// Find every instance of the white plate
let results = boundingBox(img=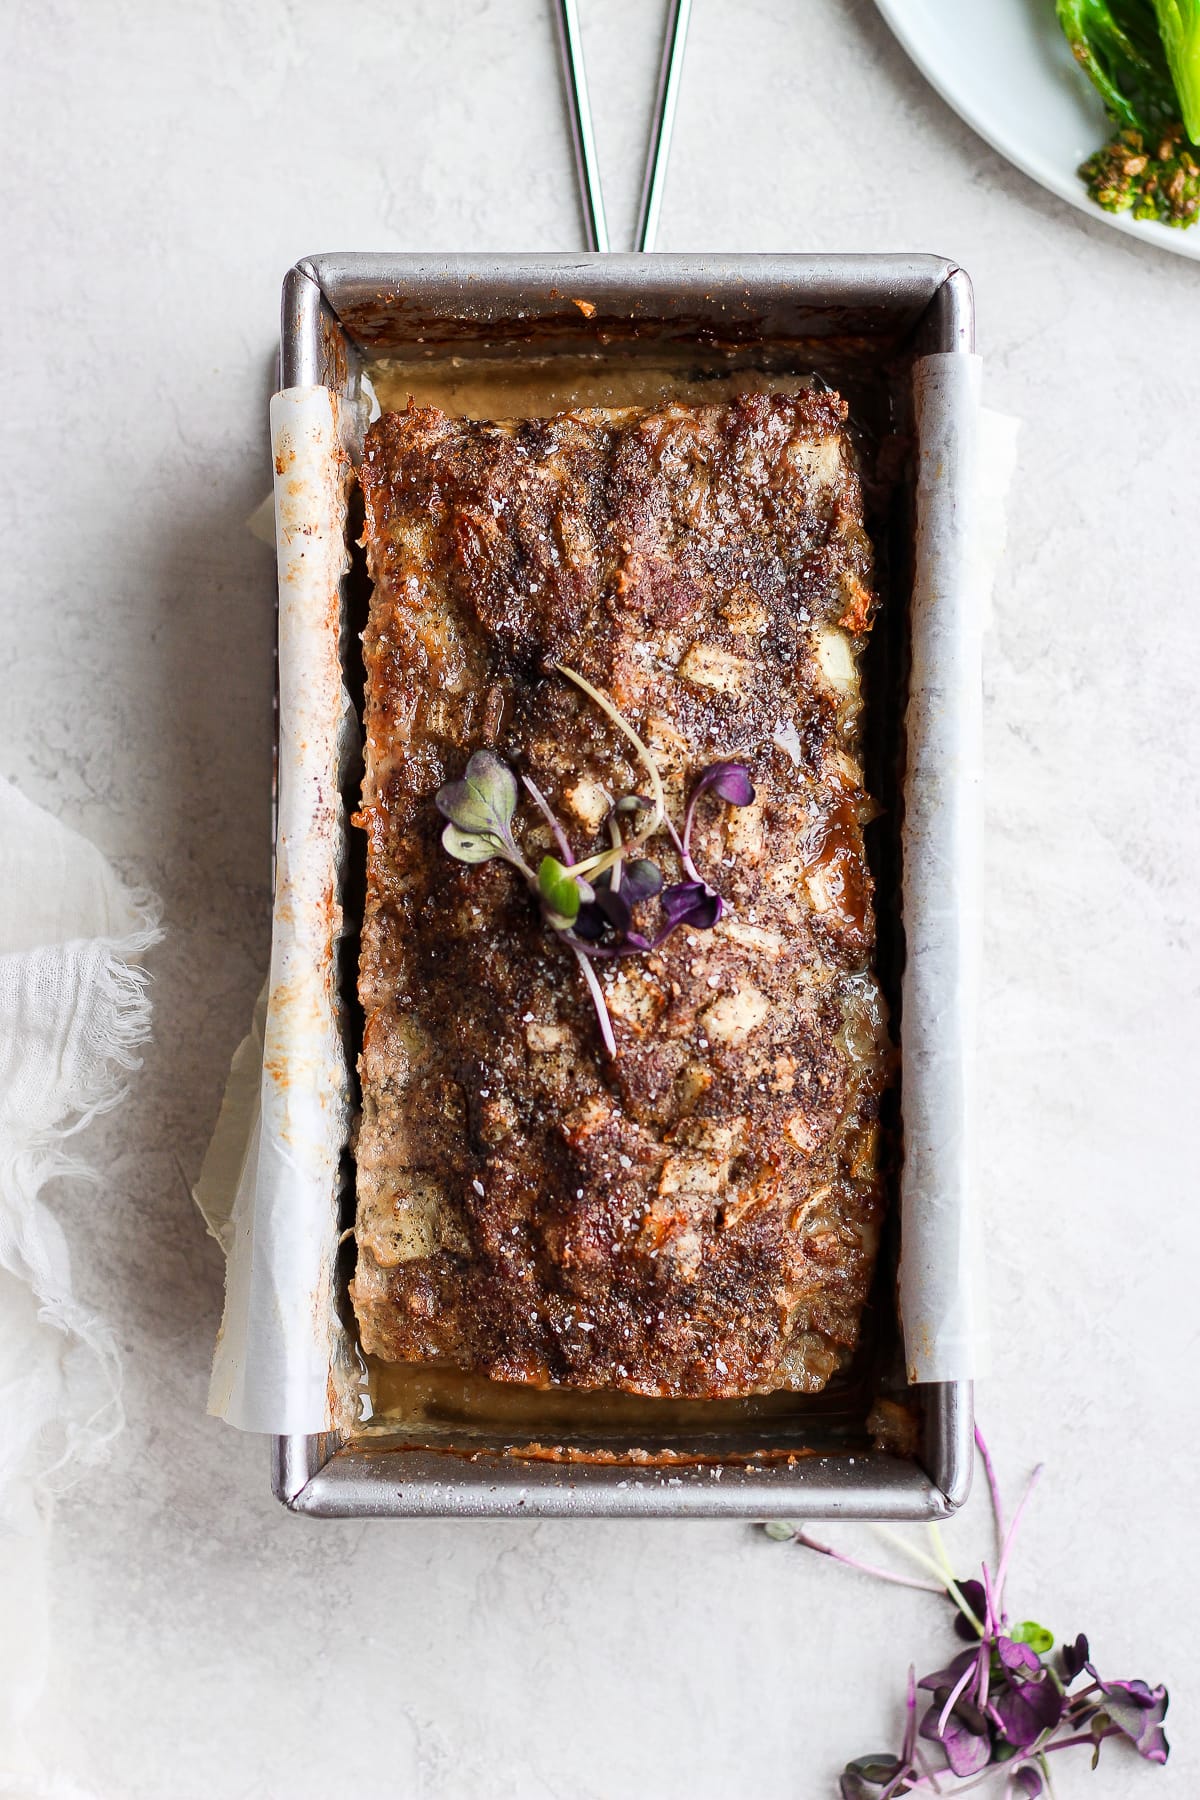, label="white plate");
[874,0,1200,261]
